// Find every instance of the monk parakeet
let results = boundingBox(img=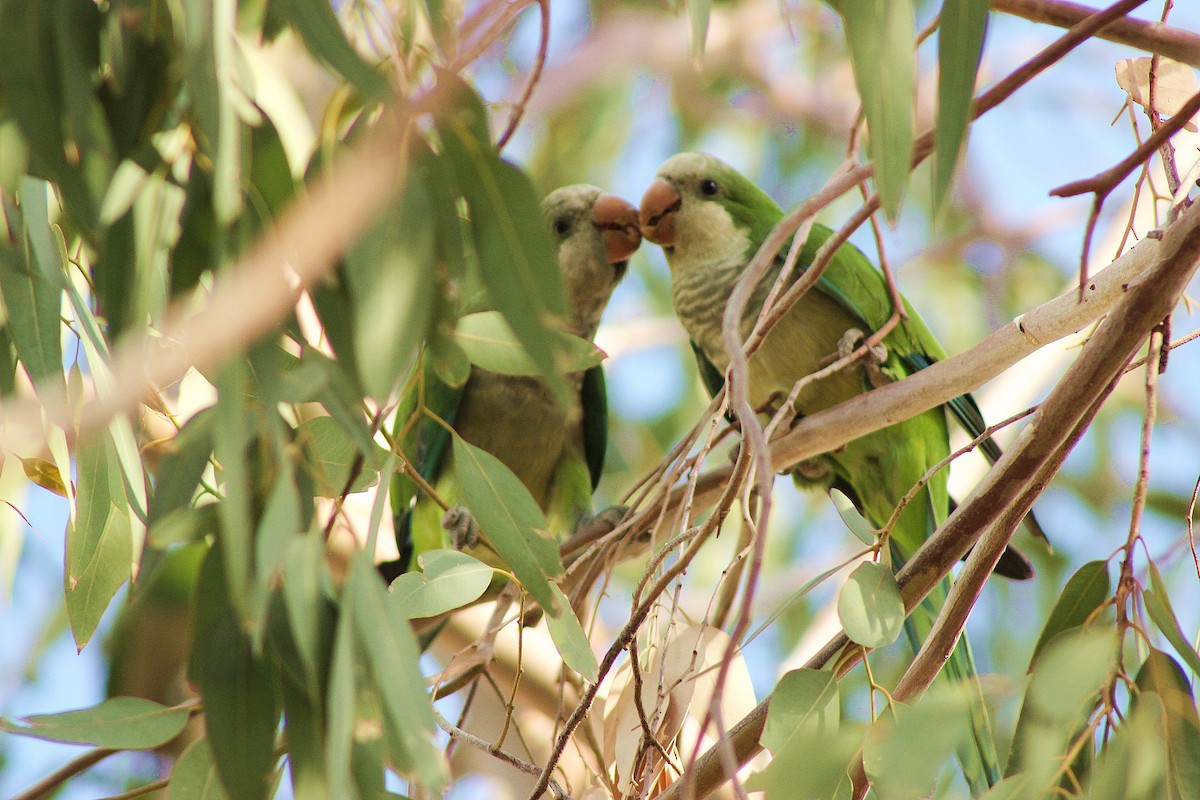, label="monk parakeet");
[639,152,1045,792]
[378,186,640,583]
